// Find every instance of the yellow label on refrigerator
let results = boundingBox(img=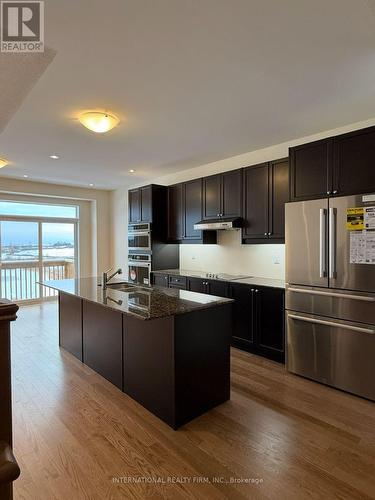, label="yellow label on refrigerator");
[346,207,364,230]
